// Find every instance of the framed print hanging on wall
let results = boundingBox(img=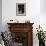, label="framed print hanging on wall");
[16,3,26,16]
